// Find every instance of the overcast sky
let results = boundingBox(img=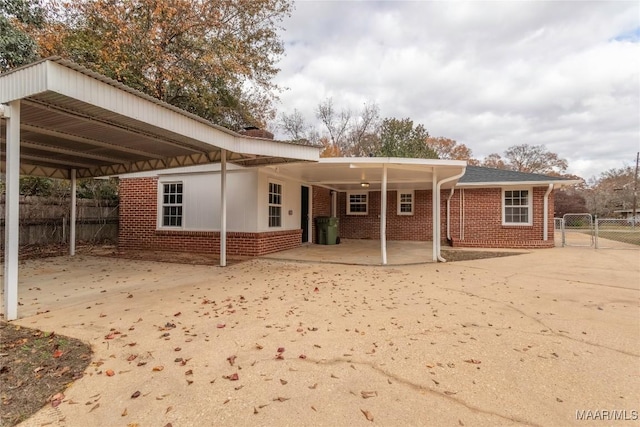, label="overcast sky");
[271,0,640,180]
